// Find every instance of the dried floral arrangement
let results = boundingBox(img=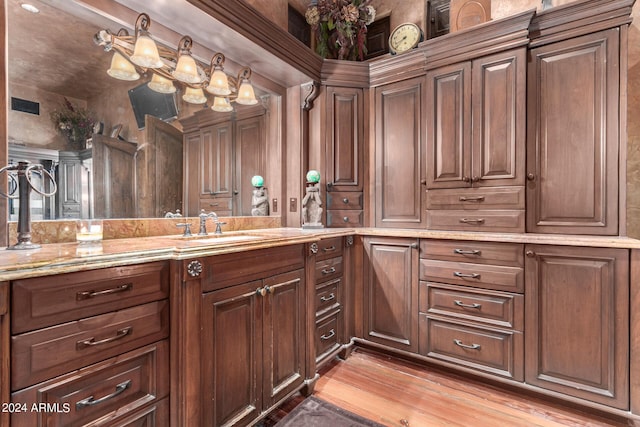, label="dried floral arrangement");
[50,97,96,150]
[305,0,376,61]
